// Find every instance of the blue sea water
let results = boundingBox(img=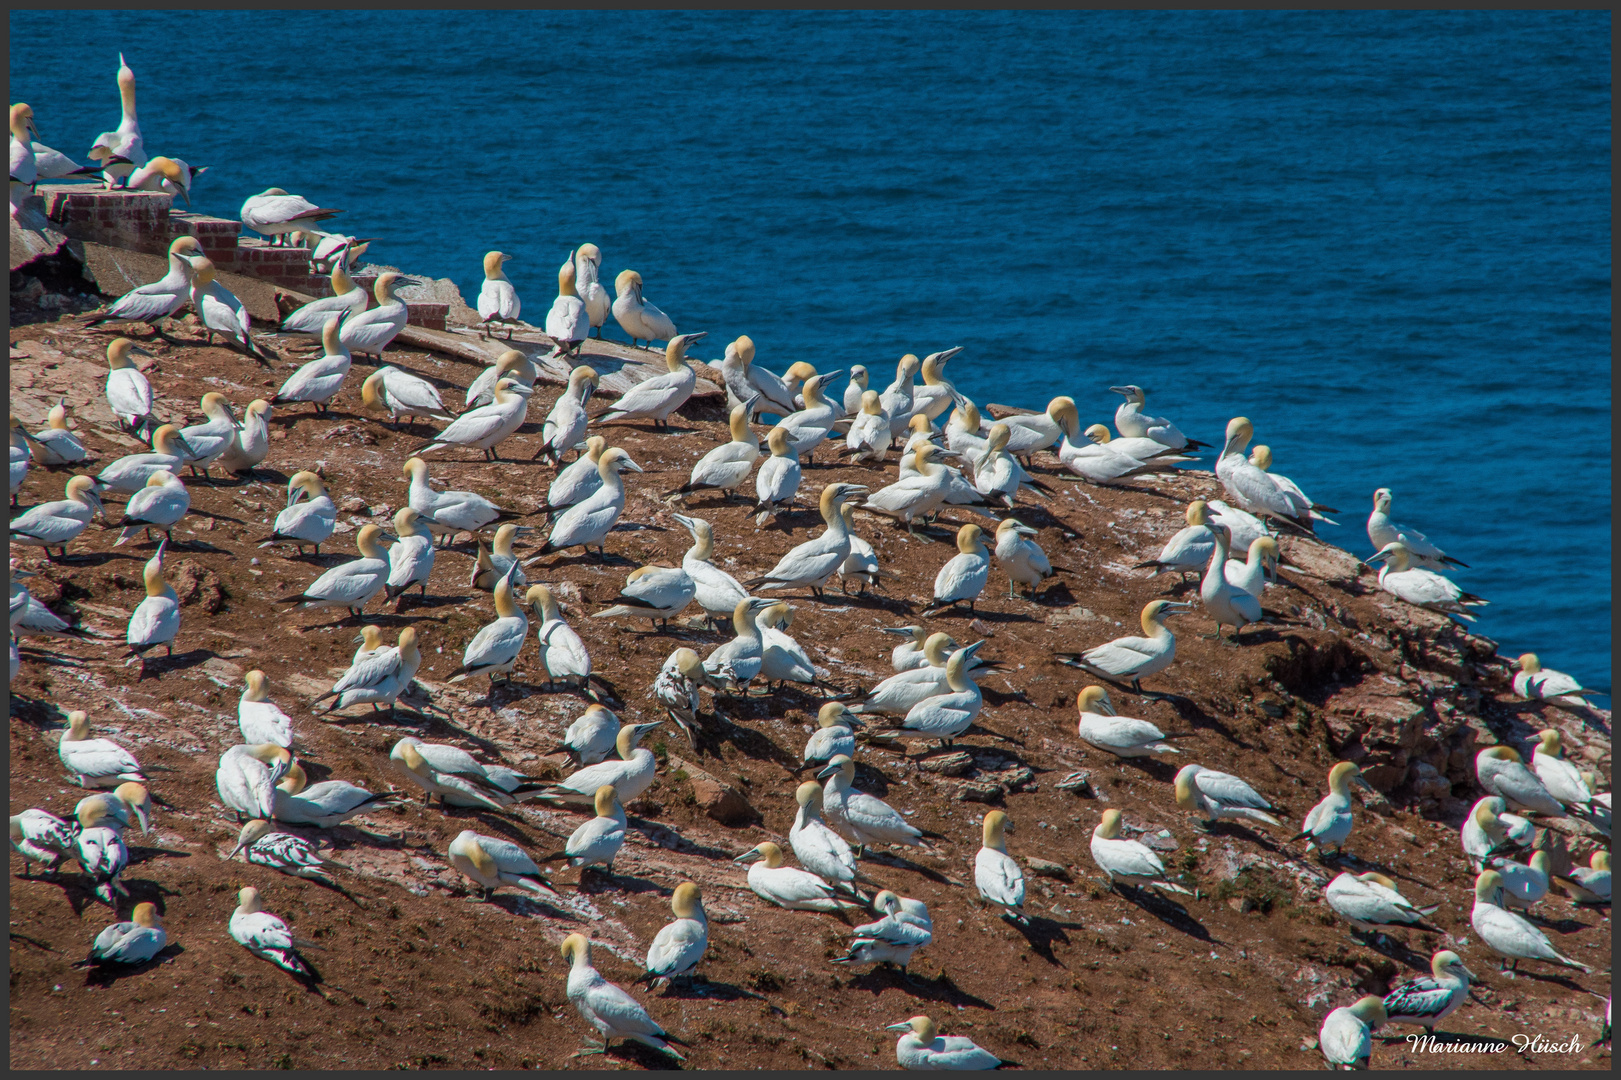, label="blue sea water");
[10,10,1611,698]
